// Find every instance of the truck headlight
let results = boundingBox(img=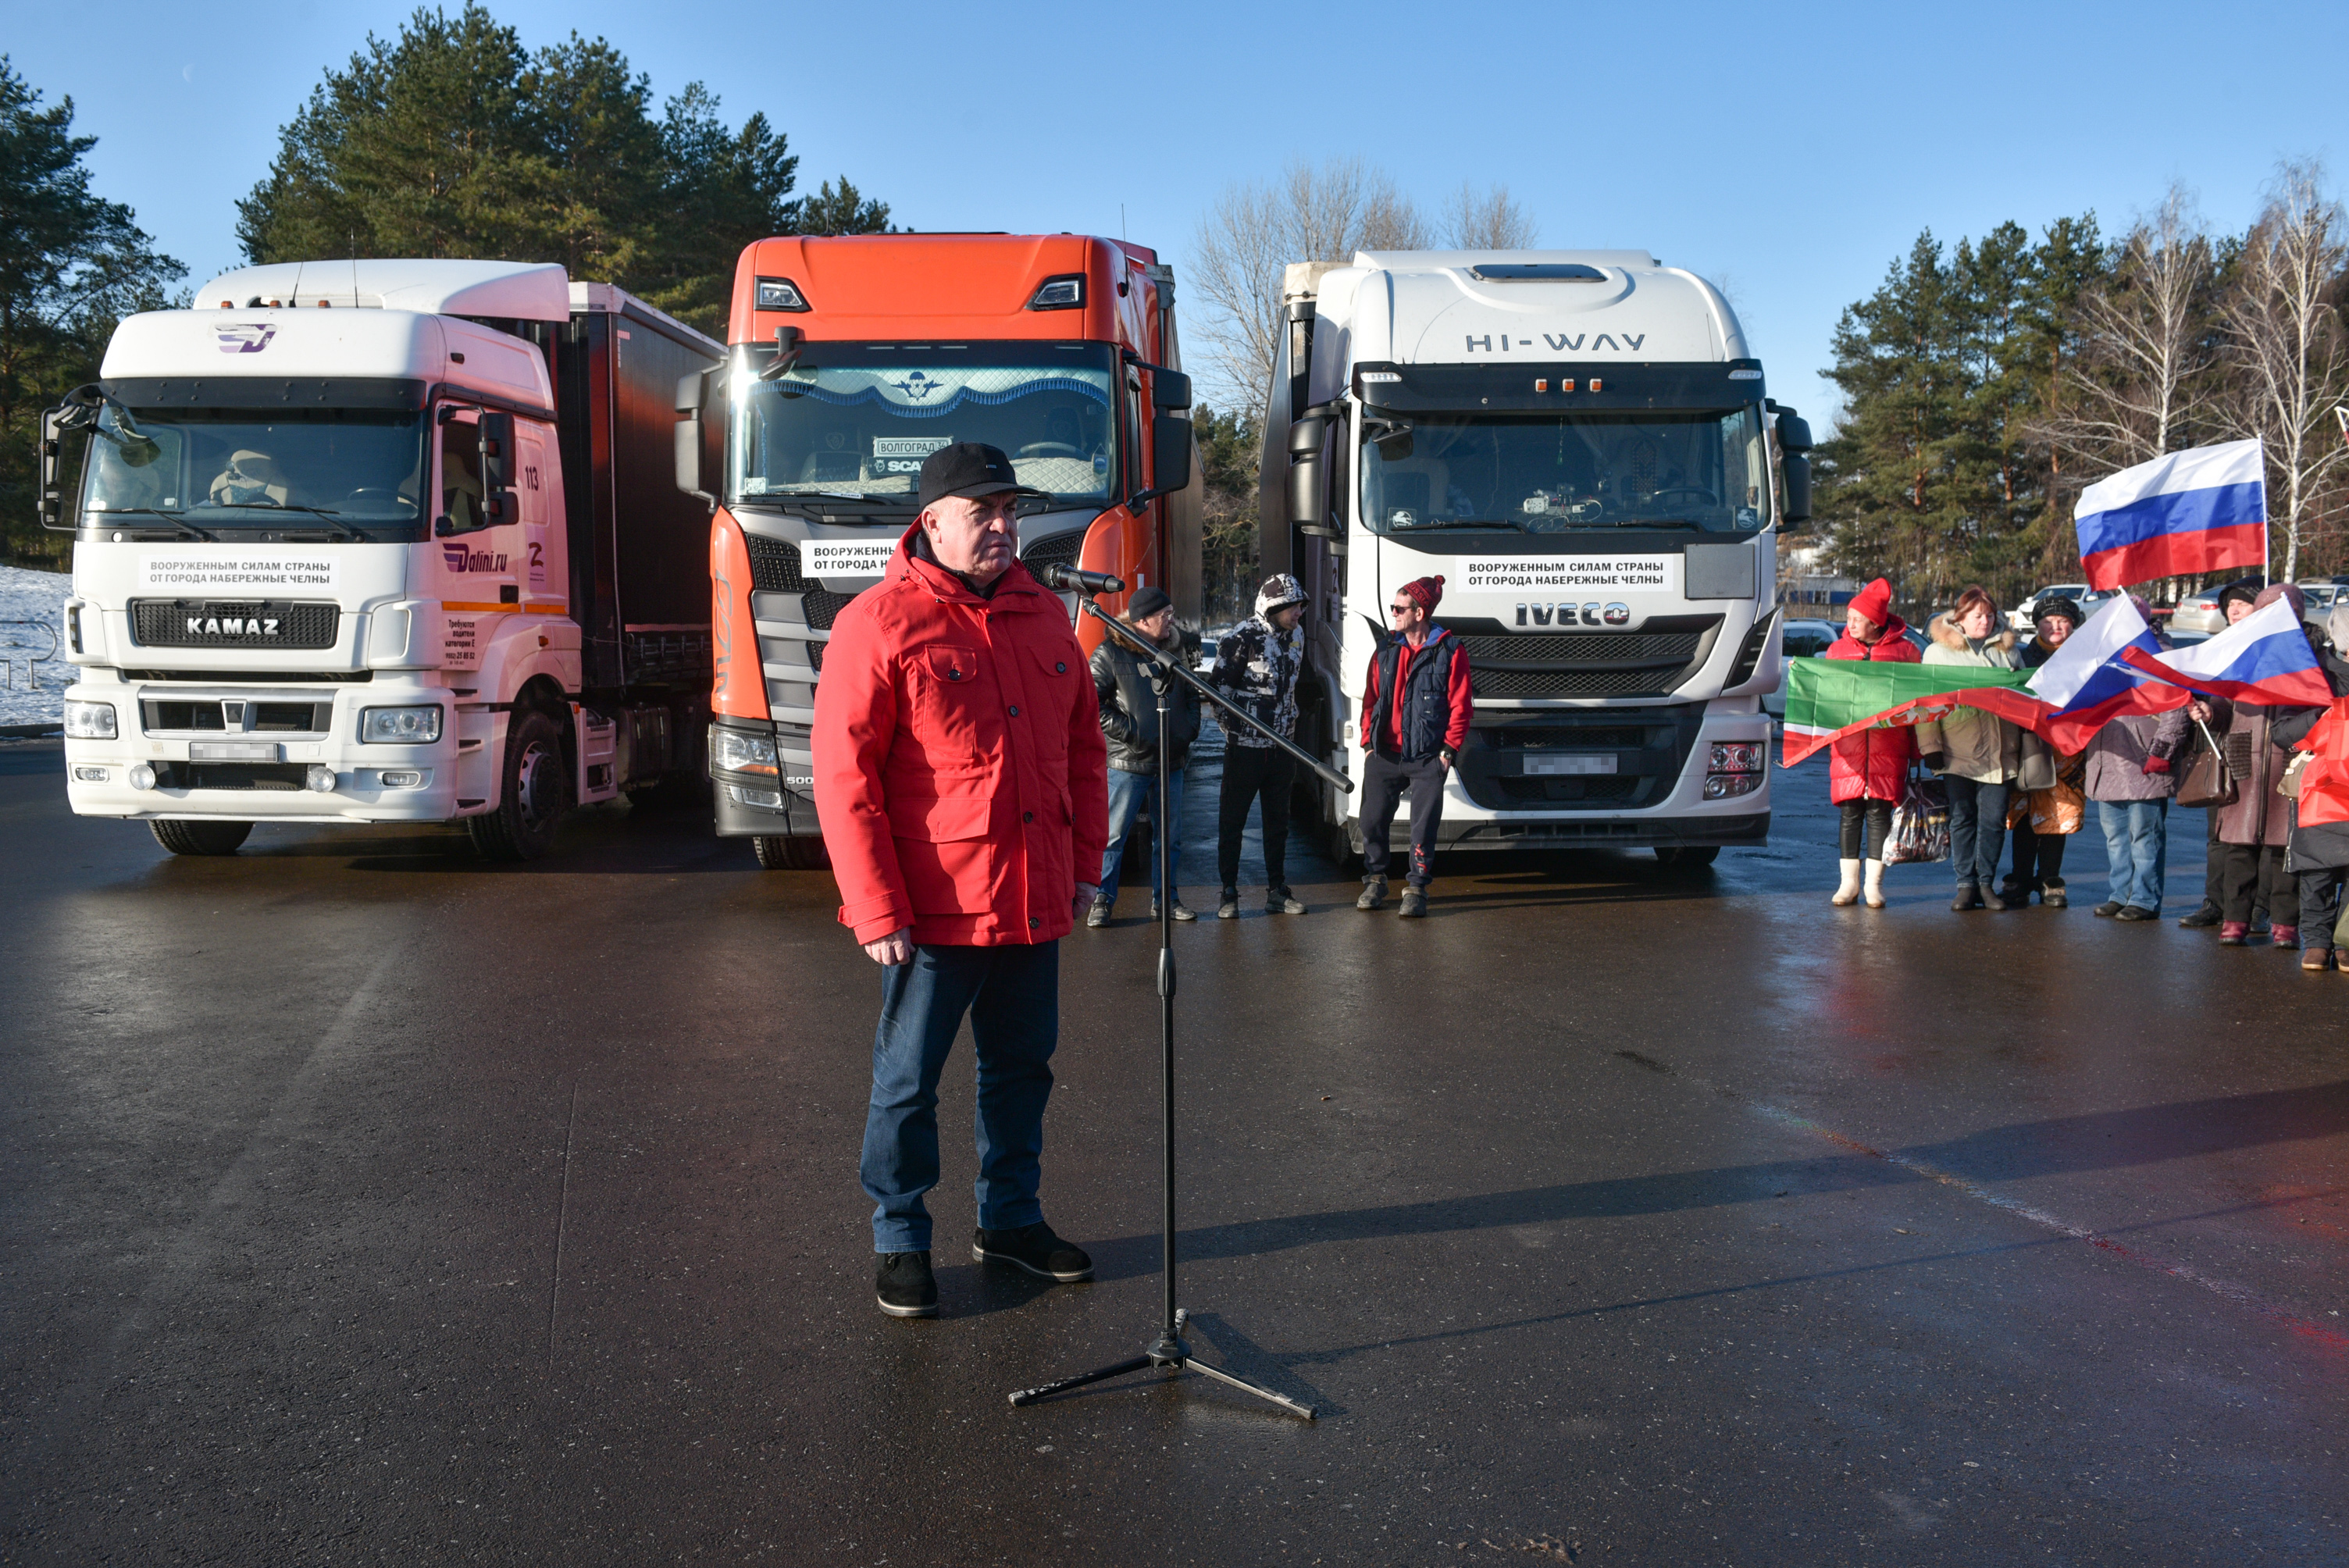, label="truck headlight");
[359,704,443,743]
[711,727,780,778]
[64,700,117,739]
